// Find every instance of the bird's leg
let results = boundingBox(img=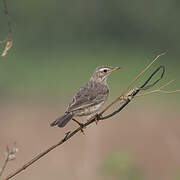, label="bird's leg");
[94,113,102,125]
[72,118,85,135]
[87,113,102,124]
